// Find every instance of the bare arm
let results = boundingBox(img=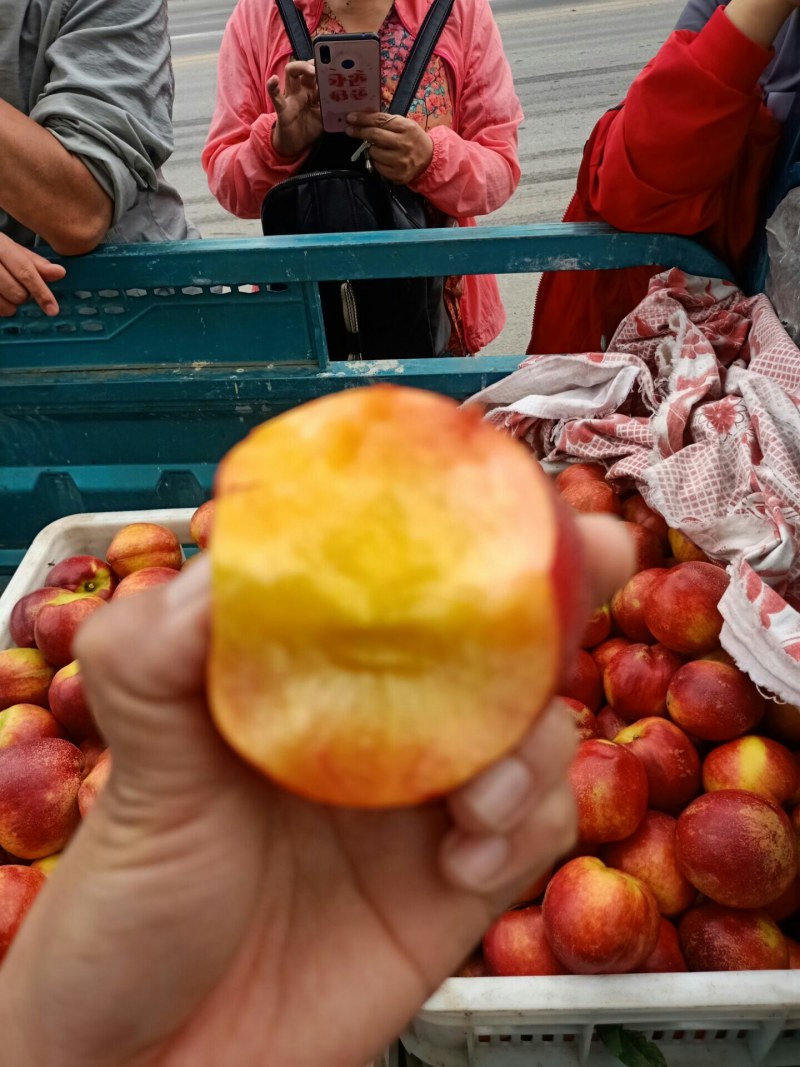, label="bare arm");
[724,0,797,42]
[0,101,112,257]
